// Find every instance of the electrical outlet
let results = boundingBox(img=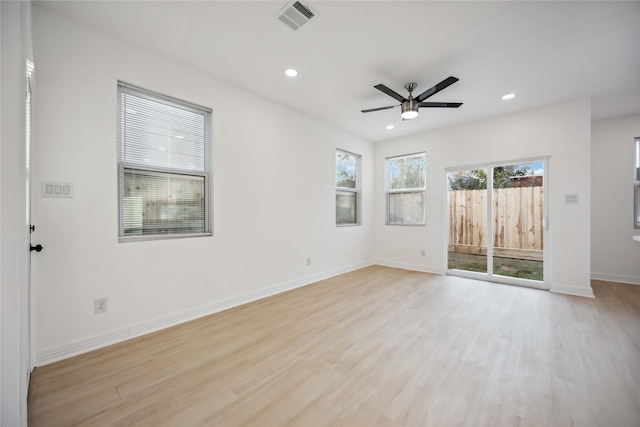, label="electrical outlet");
[94,297,107,314]
[306,257,311,266]
[565,194,578,204]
